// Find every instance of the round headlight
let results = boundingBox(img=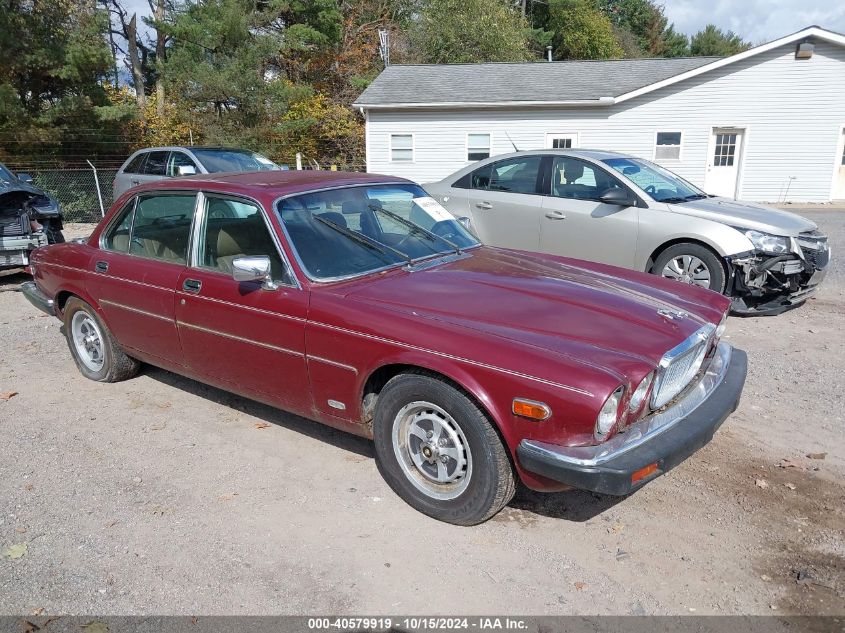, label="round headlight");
[629,372,654,412]
[596,386,624,437]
